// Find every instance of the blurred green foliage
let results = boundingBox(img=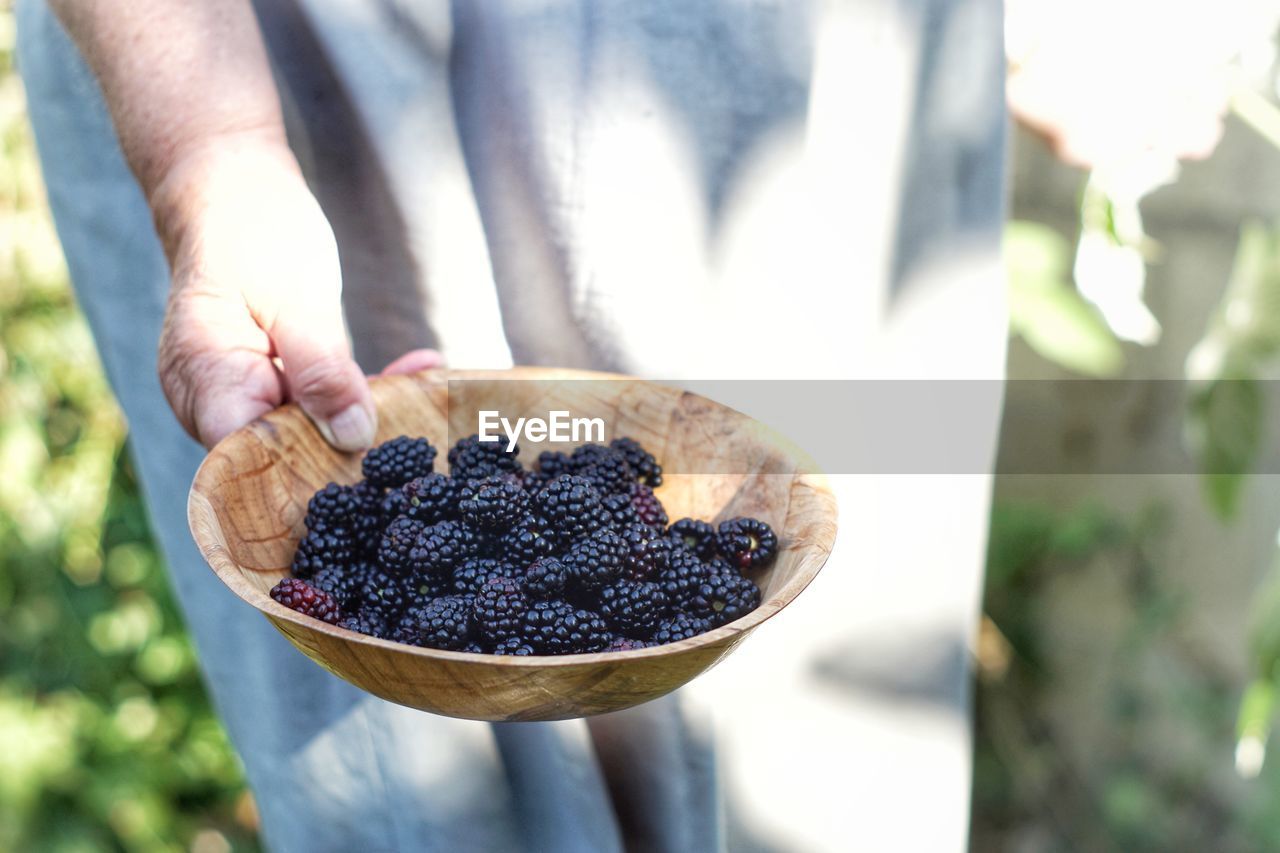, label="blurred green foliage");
[0,6,258,851]
[974,501,1280,851]
[1005,220,1125,378]
[1186,222,1280,521]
